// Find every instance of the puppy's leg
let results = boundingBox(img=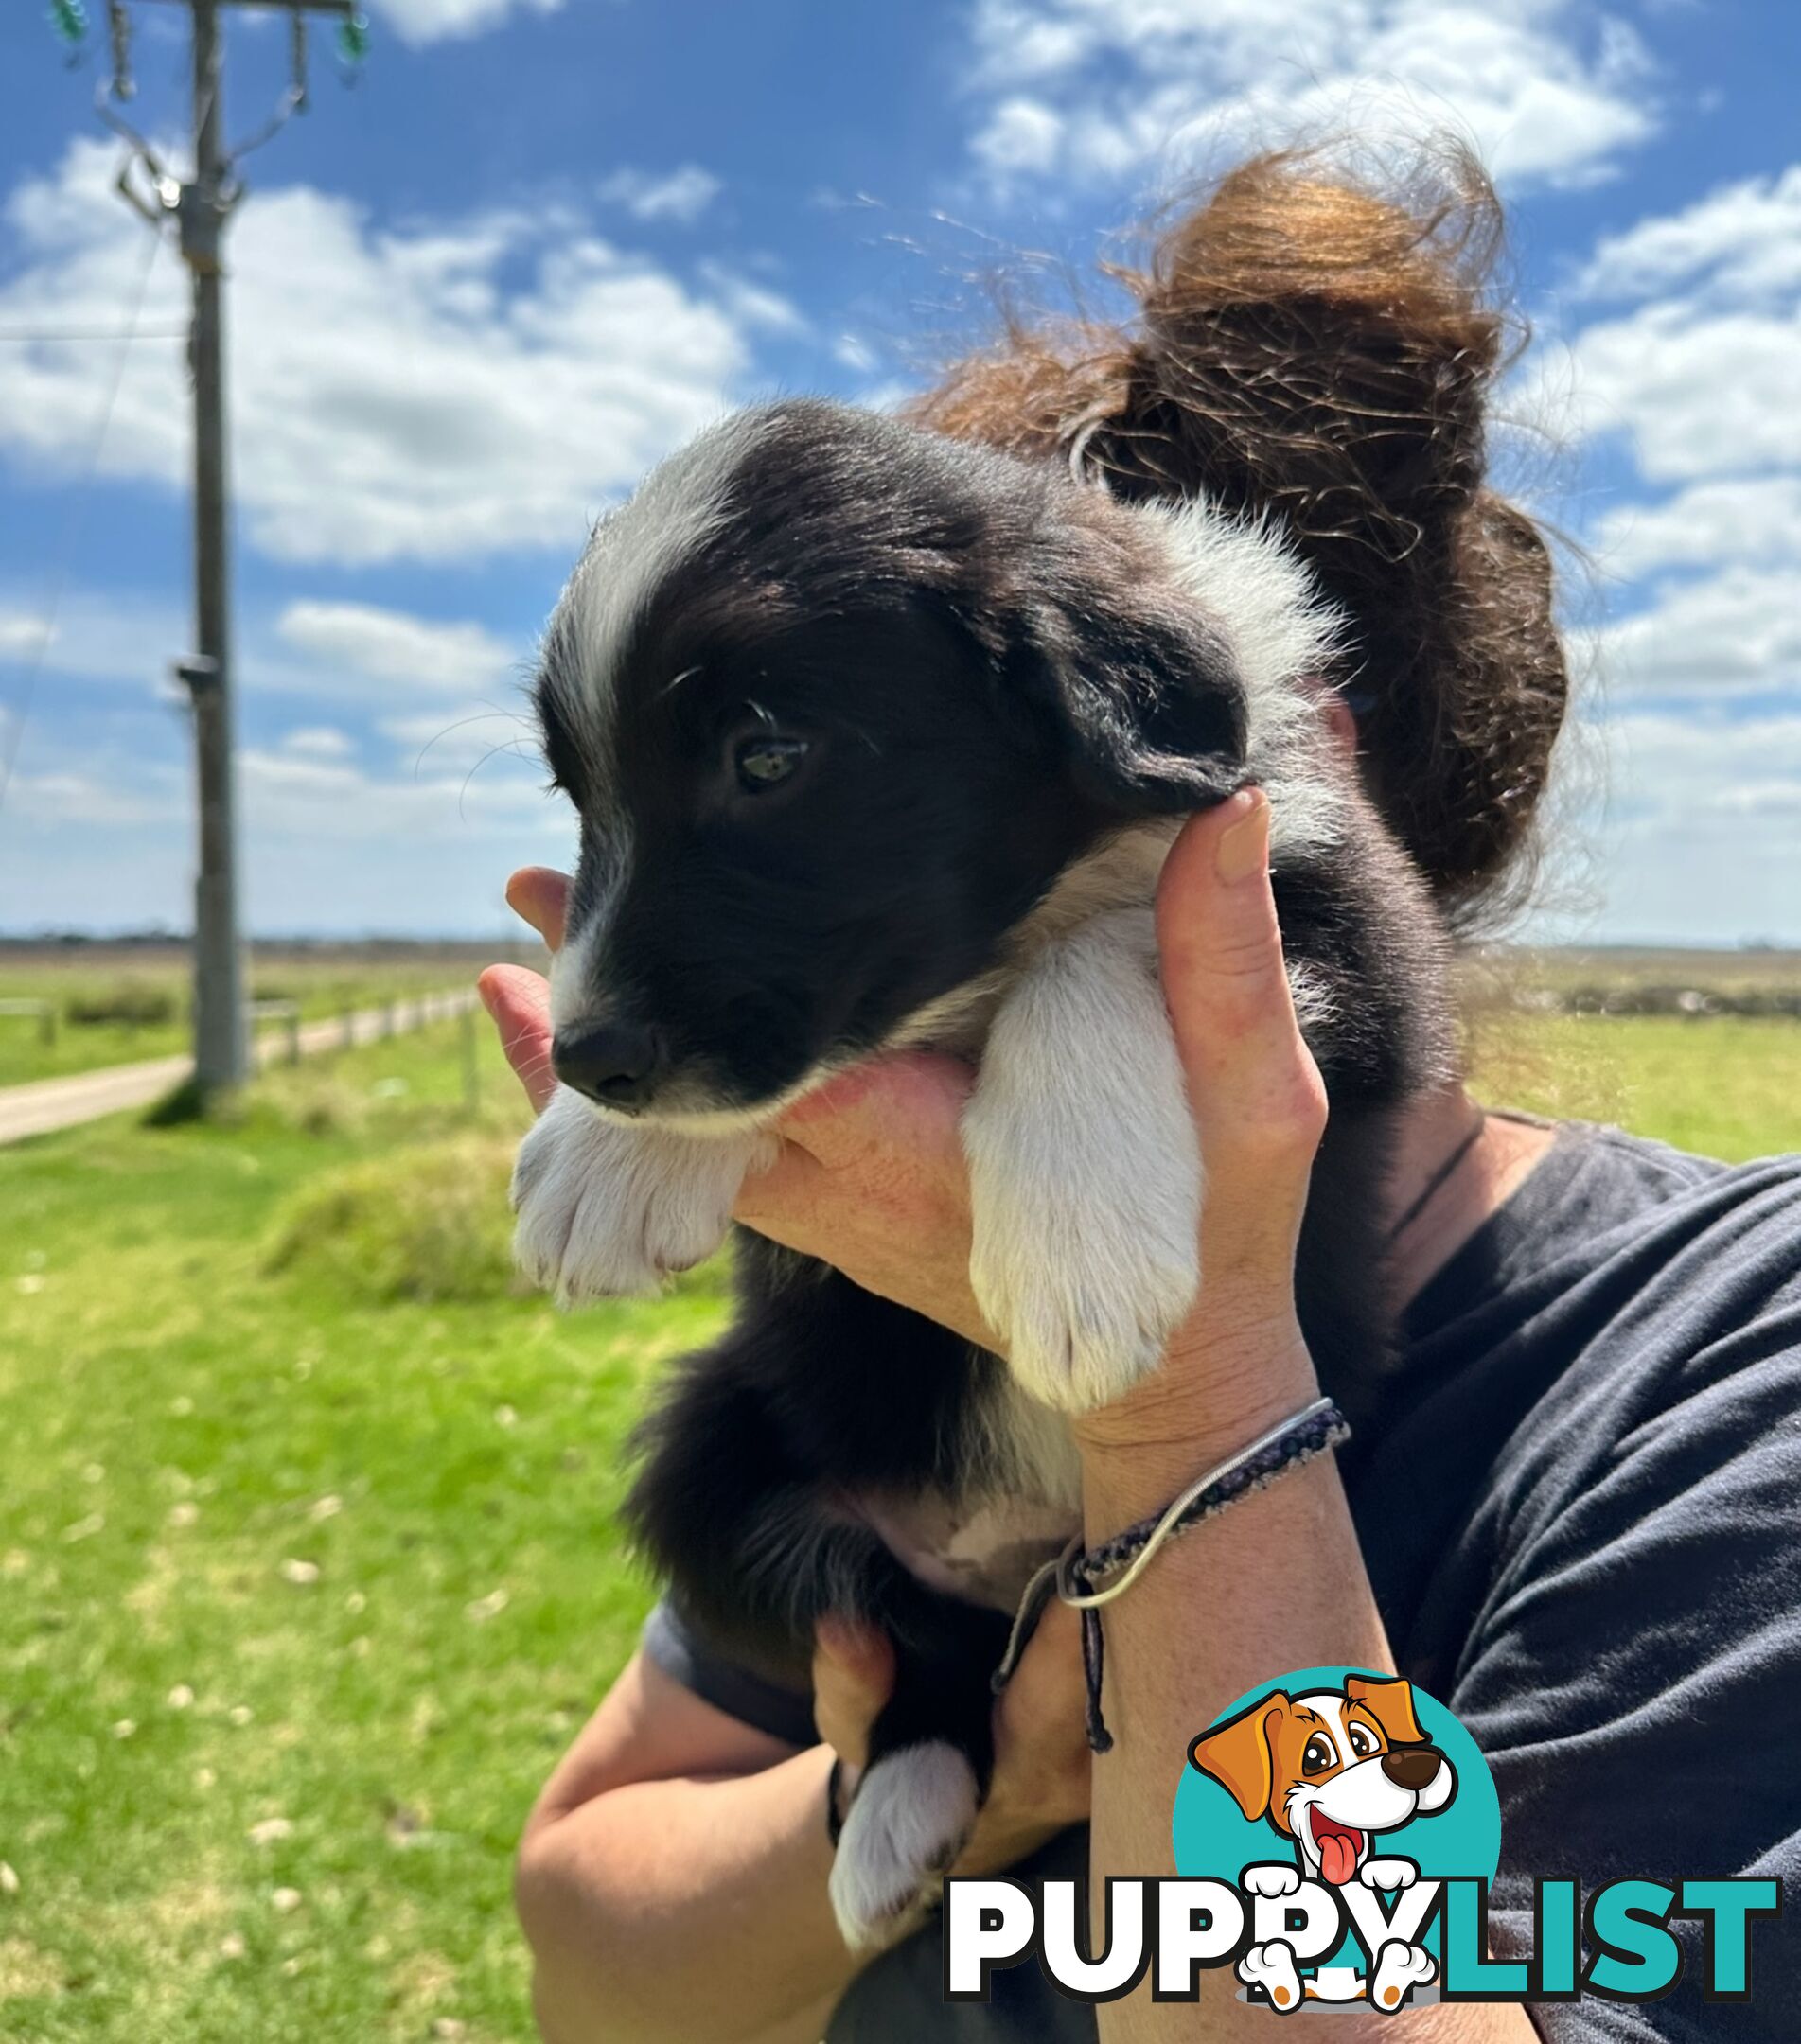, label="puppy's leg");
[828,1578,1007,1952]
[512,1085,770,1301]
[1368,1940,1437,2012]
[964,909,1201,1413]
[1239,1941,1306,2012]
